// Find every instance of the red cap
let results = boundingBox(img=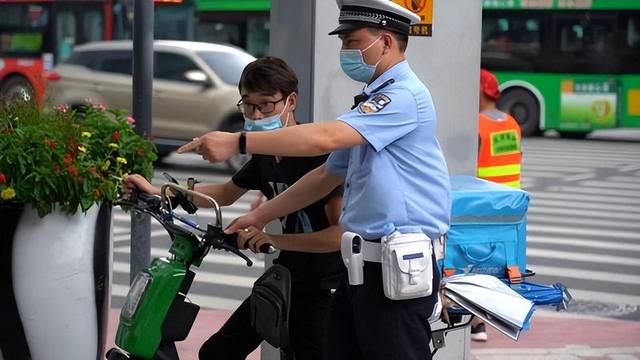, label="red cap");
[480,69,500,100]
